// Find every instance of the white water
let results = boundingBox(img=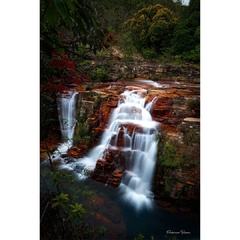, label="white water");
[73,86,160,209]
[51,90,78,159]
